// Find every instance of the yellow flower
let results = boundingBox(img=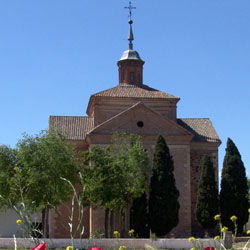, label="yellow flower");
[188,237,196,242]
[214,235,221,240]
[128,229,134,237]
[221,226,228,232]
[66,247,73,250]
[14,167,20,172]
[16,219,22,224]
[247,230,250,235]
[119,246,126,250]
[190,248,197,250]
[248,208,250,213]
[113,231,120,238]
[230,215,237,222]
[214,214,221,221]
